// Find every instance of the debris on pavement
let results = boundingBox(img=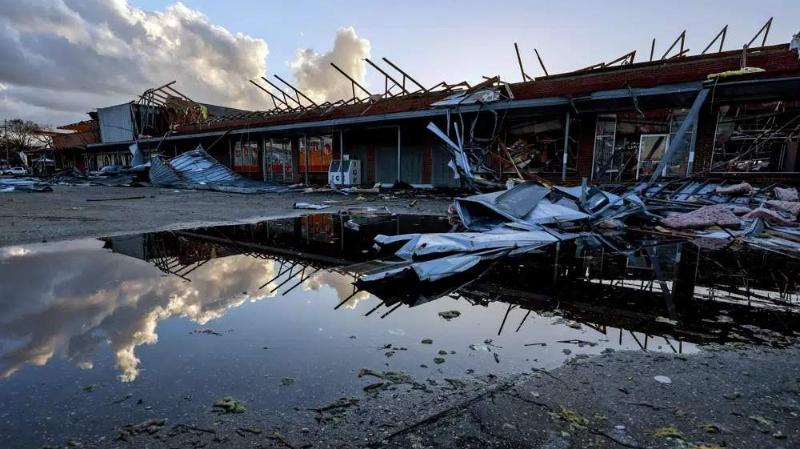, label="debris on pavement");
[438,310,461,320]
[654,375,672,384]
[310,397,359,424]
[116,419,167,442]
[212,397,246,414]
[0,178,53,192]
[293,202,329,210]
